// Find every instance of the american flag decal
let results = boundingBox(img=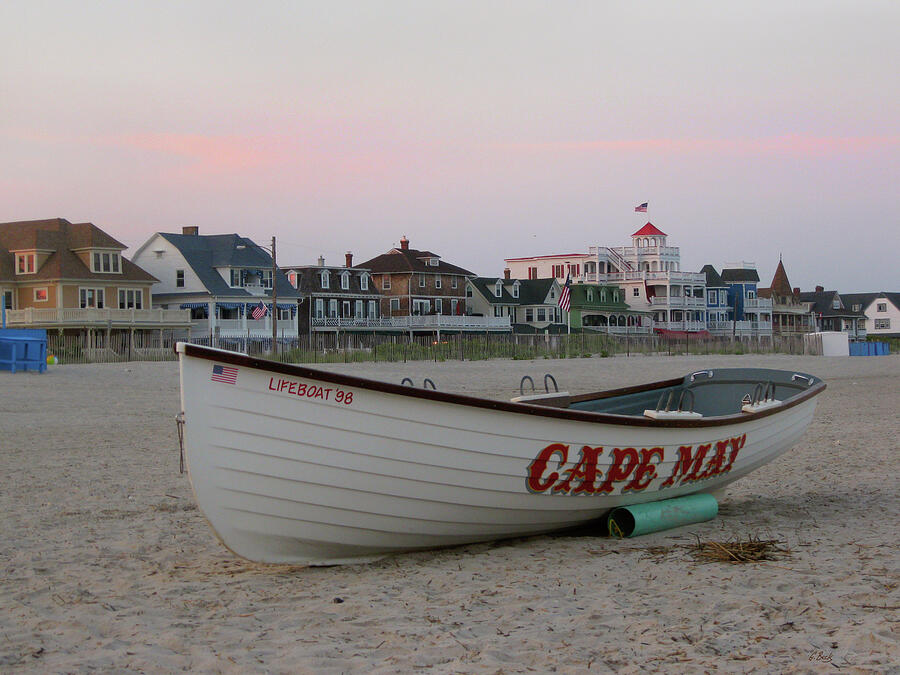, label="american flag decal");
[211,364,238,385]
